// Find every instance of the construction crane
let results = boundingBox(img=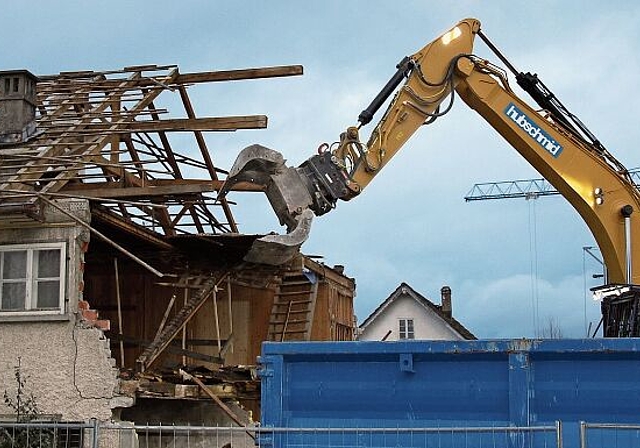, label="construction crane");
[465,169,640,201]
[464,169,640,337]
